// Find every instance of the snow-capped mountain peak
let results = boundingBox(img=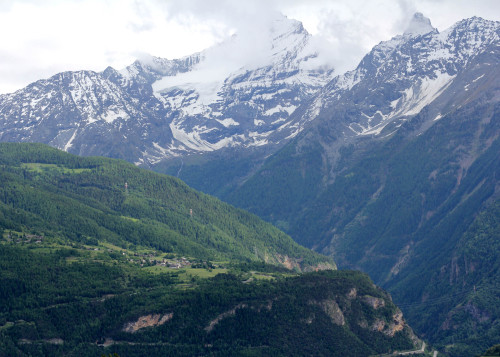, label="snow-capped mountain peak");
[0,15,498,168]
[153,14,322,95]
[0,14,336,164]
[304,15,499,140]
[147,15,336,156]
